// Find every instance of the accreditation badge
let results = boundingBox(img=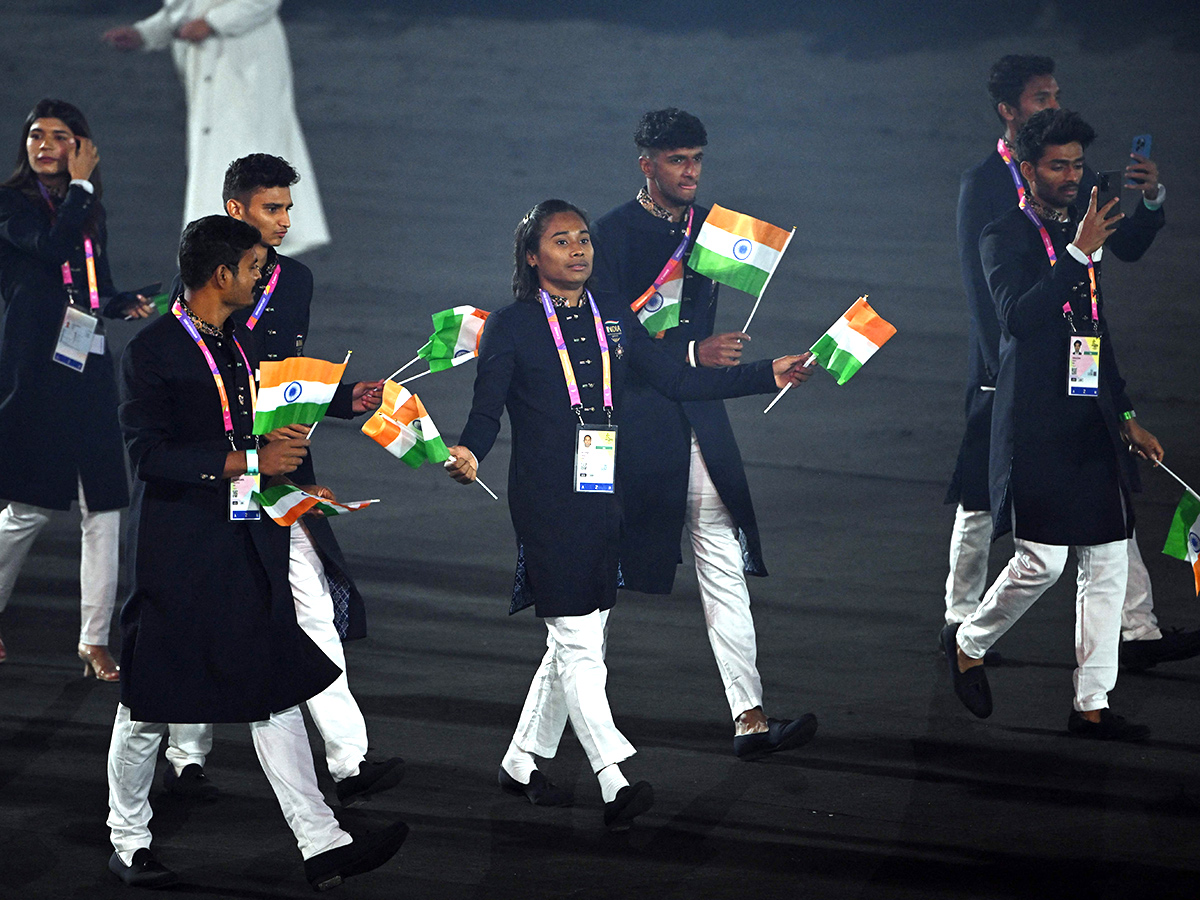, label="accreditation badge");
[574,425,617,493]
[52,303,98,373]
[1067,334,1101,397]
[229,473,262,521]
